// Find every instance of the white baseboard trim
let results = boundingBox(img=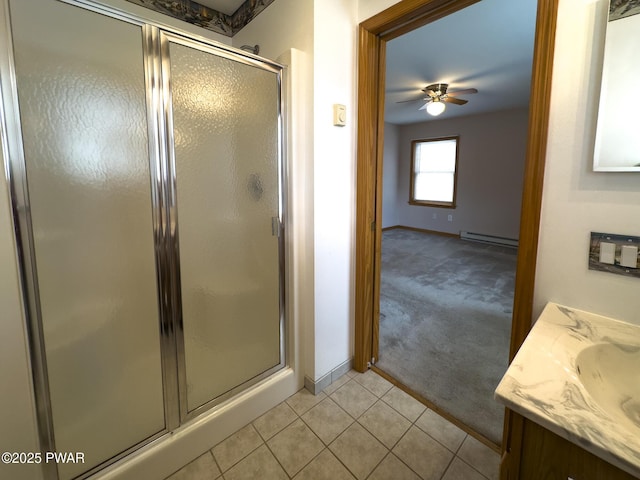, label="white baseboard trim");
[460,231,519,248]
